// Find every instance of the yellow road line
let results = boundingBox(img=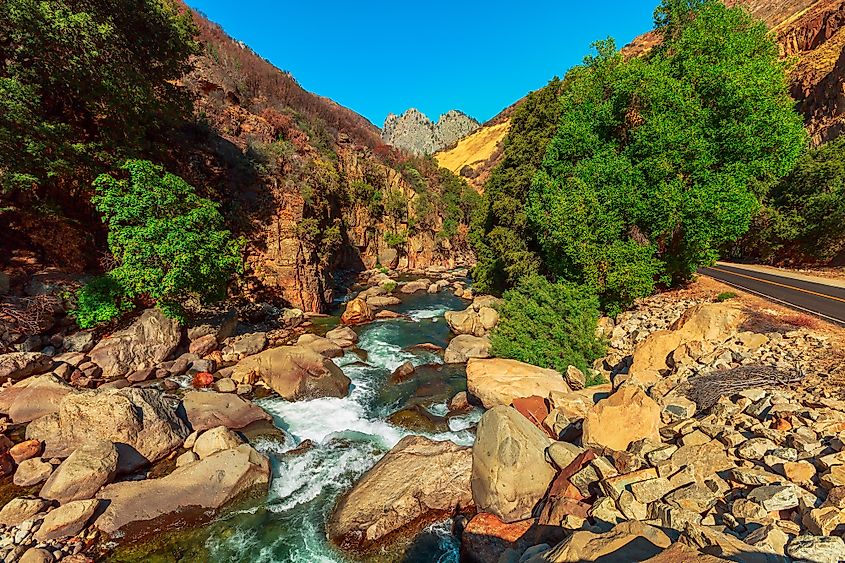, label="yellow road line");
[706,266,845,305]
